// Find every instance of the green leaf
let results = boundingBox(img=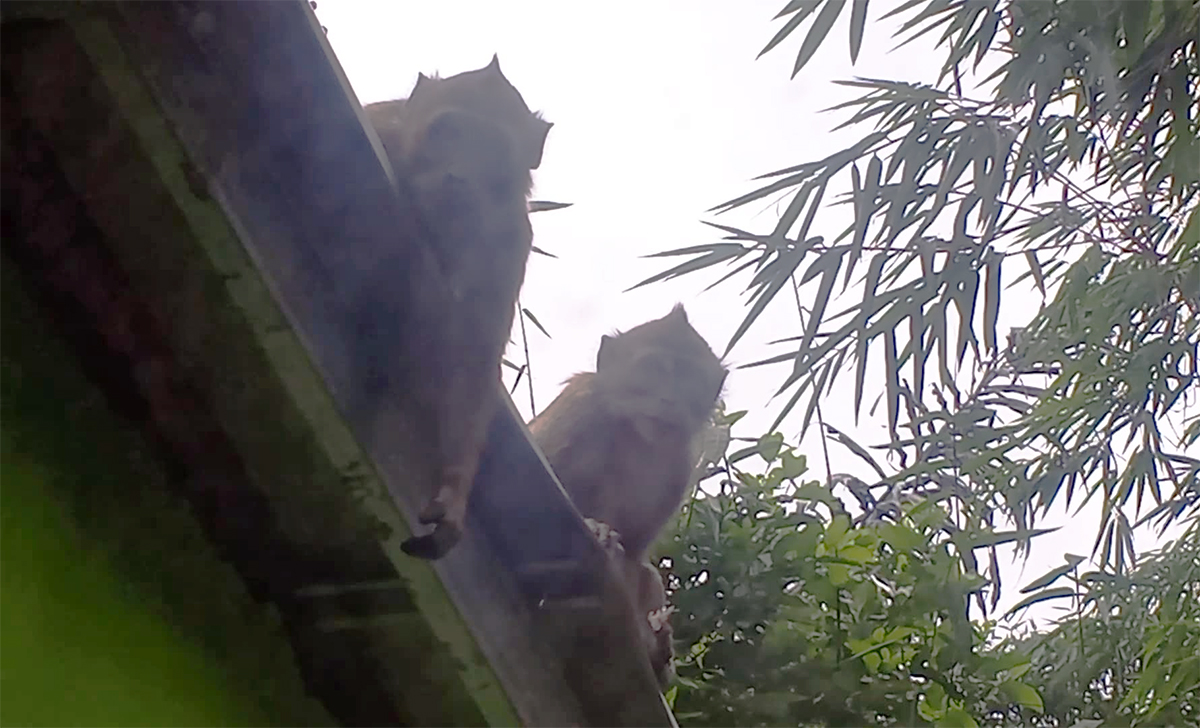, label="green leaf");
[879,523,924,553]
[825,513,851,547]
[795,481,840,507]
[723,409,749,426]
[757,432,785,463]
[846,627,916,660]
[838,544,874,564]
[940,708,979,728]
[920,682,948,720]
[779,451,808,479]
[1000,680,1044,712]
